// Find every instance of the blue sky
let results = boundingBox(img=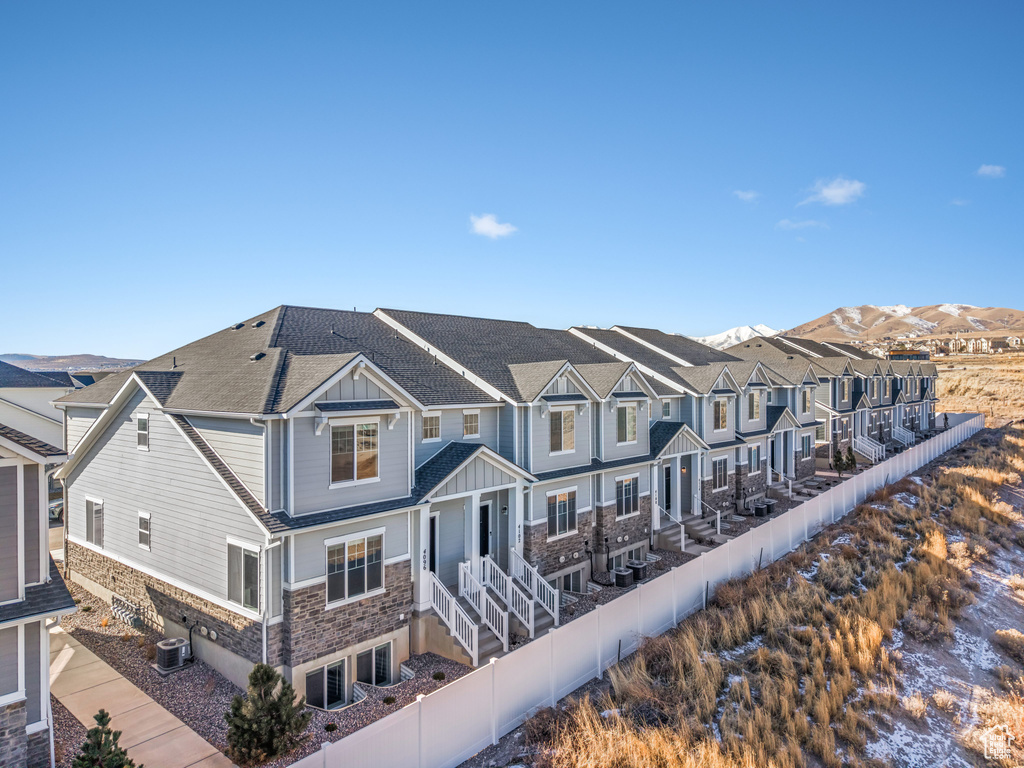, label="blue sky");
[1,2,1020,359]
